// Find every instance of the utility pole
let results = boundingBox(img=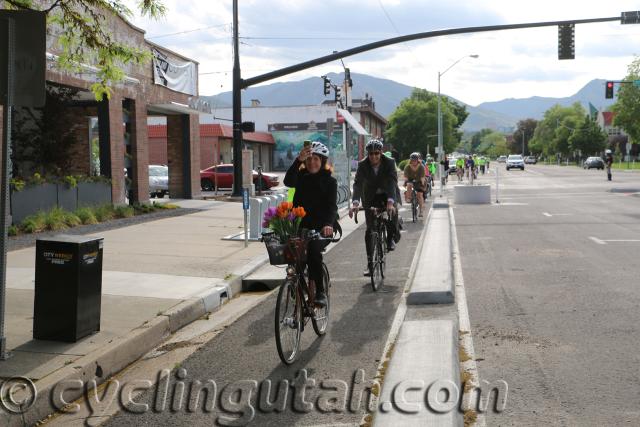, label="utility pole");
[231,0,243,197]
